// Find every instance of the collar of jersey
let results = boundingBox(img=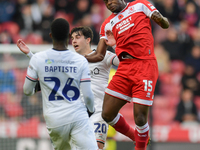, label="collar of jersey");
[52,48,69,51]
[87,49,96,56]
